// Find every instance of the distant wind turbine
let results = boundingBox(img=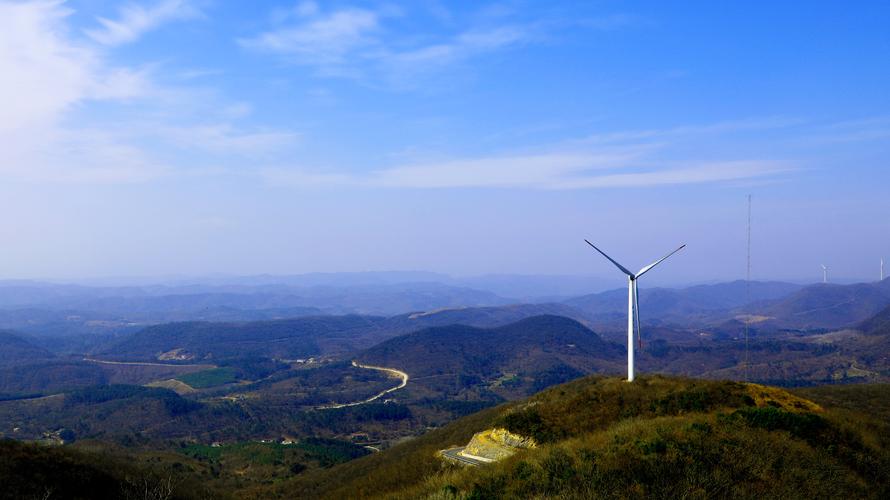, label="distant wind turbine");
[821,264,829,284]
[584,240,685,382]
[881,258,885,282]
